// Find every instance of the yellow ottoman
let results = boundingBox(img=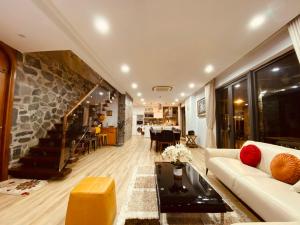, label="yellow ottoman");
[65,177,116,225]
